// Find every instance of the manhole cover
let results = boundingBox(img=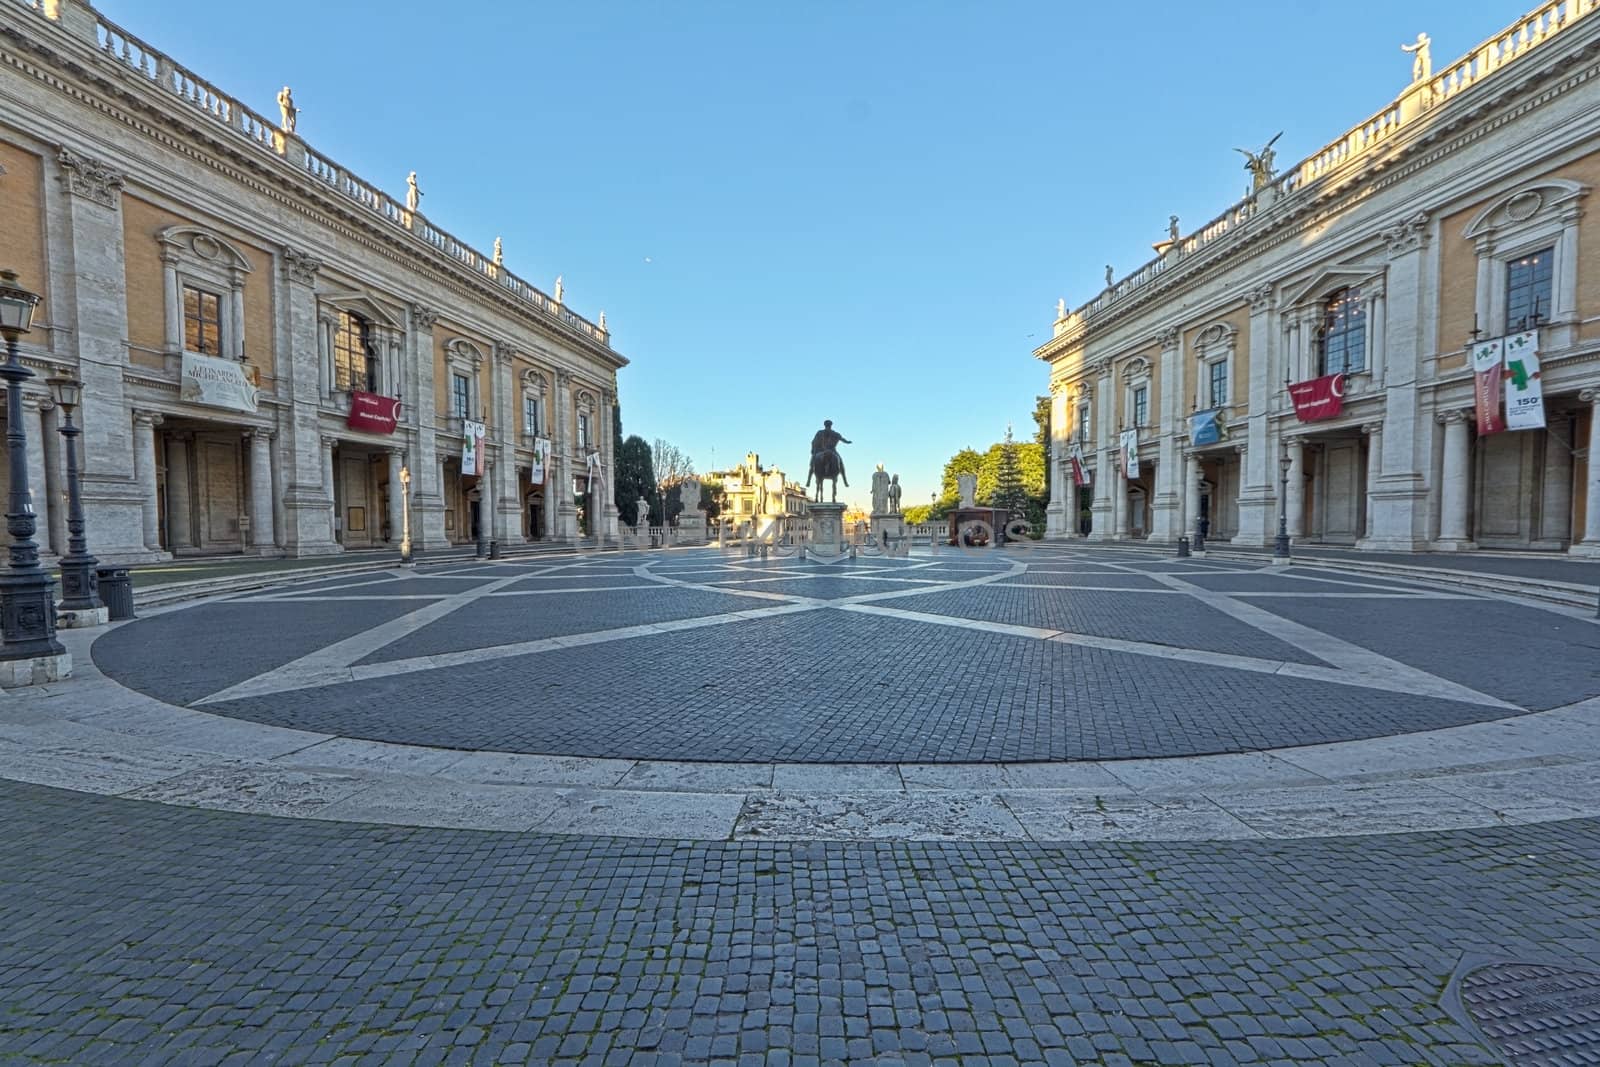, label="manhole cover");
[1458,962,1600,1064]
